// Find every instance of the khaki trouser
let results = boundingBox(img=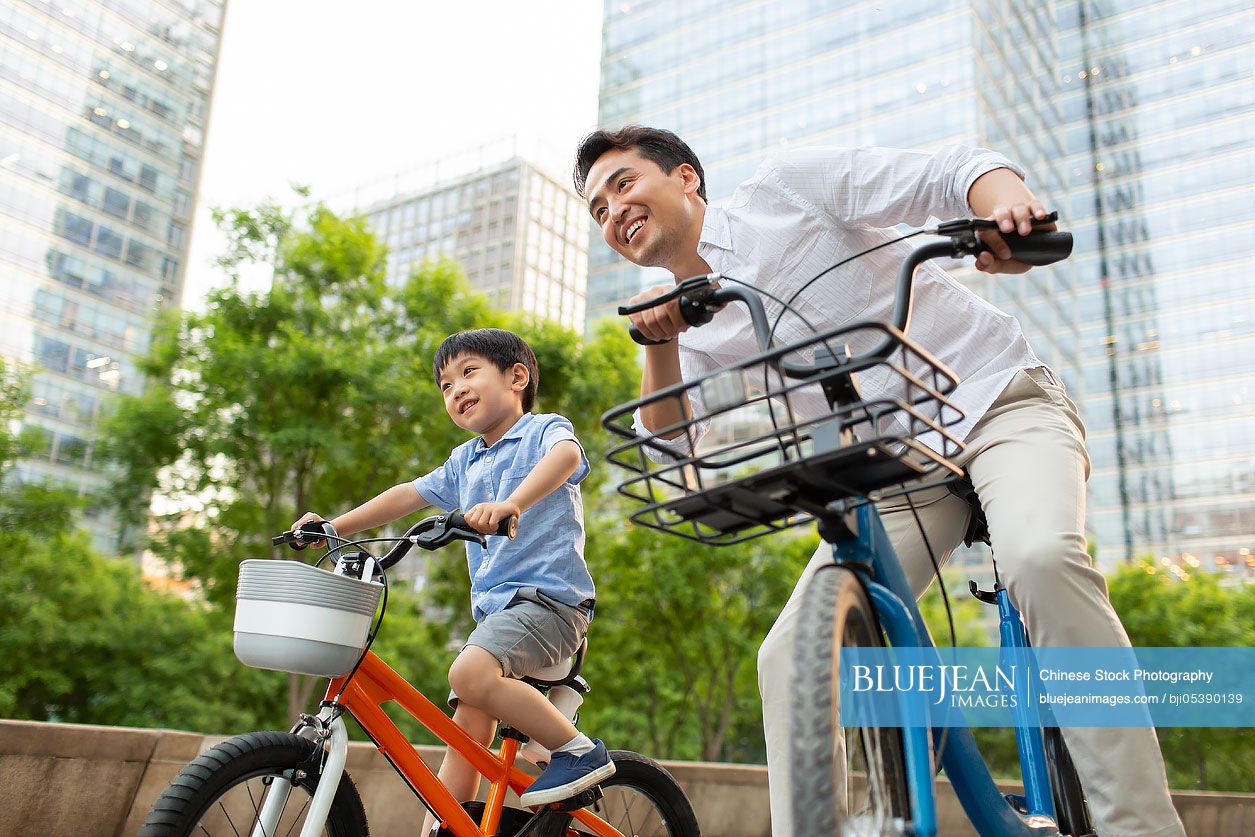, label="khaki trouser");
[757,367,1186,837]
